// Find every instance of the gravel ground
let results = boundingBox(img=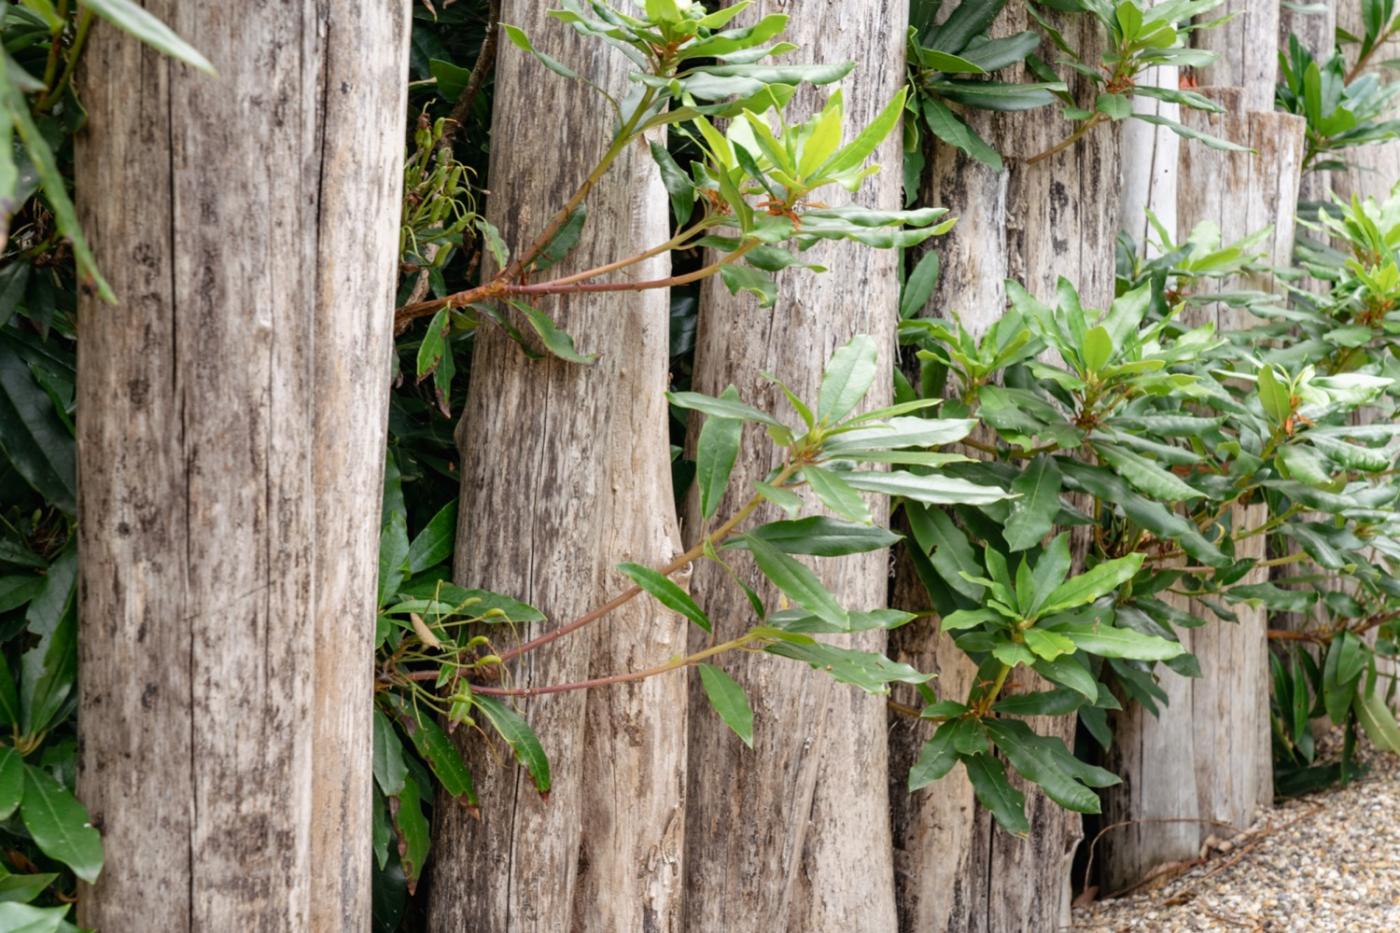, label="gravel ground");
[1073,743,1400,932]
